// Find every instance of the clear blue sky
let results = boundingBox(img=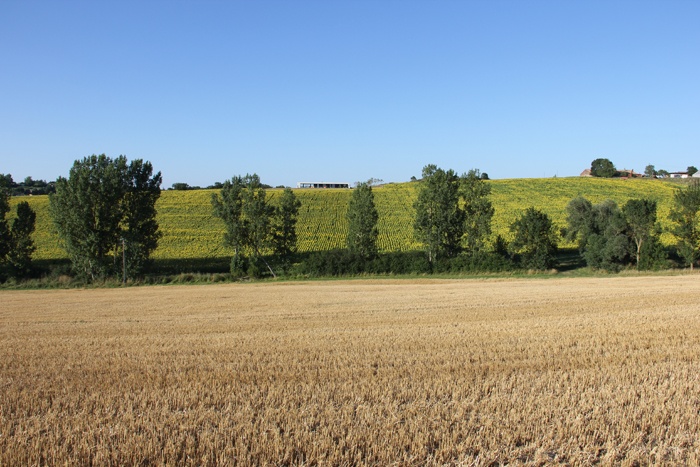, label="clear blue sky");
[2,0,698,188]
